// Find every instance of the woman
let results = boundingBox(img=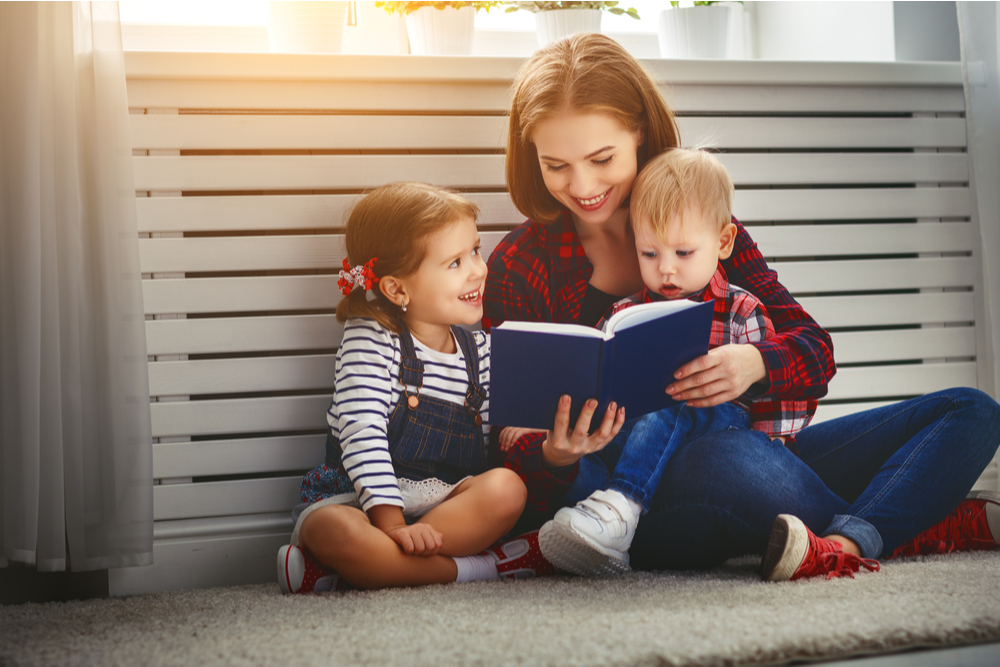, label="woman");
[484,33,1000,580]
